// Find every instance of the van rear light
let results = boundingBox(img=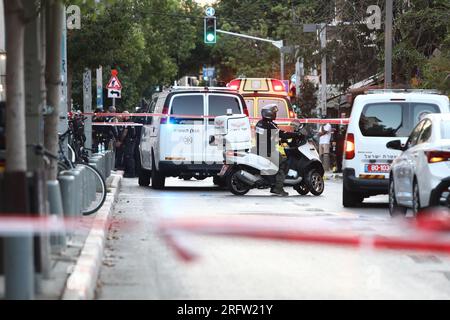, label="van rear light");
[160,104,169,124]
[227,79,241,91]
[243,107,249,117]
[344,133,355,159]
[426,151,450,163]
[271,79,285,92]
[289,110,295,118]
